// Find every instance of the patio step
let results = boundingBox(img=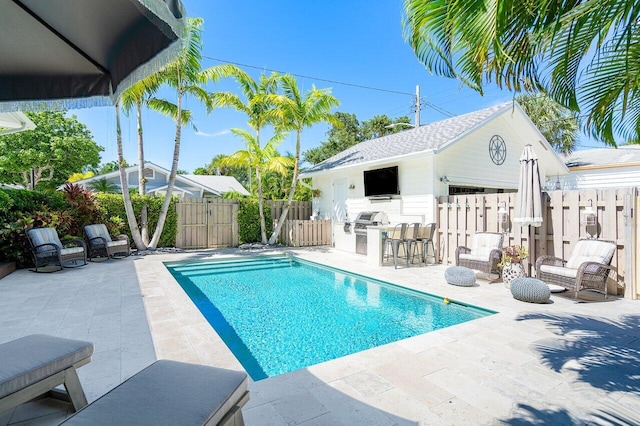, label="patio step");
[0,262,15,280]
